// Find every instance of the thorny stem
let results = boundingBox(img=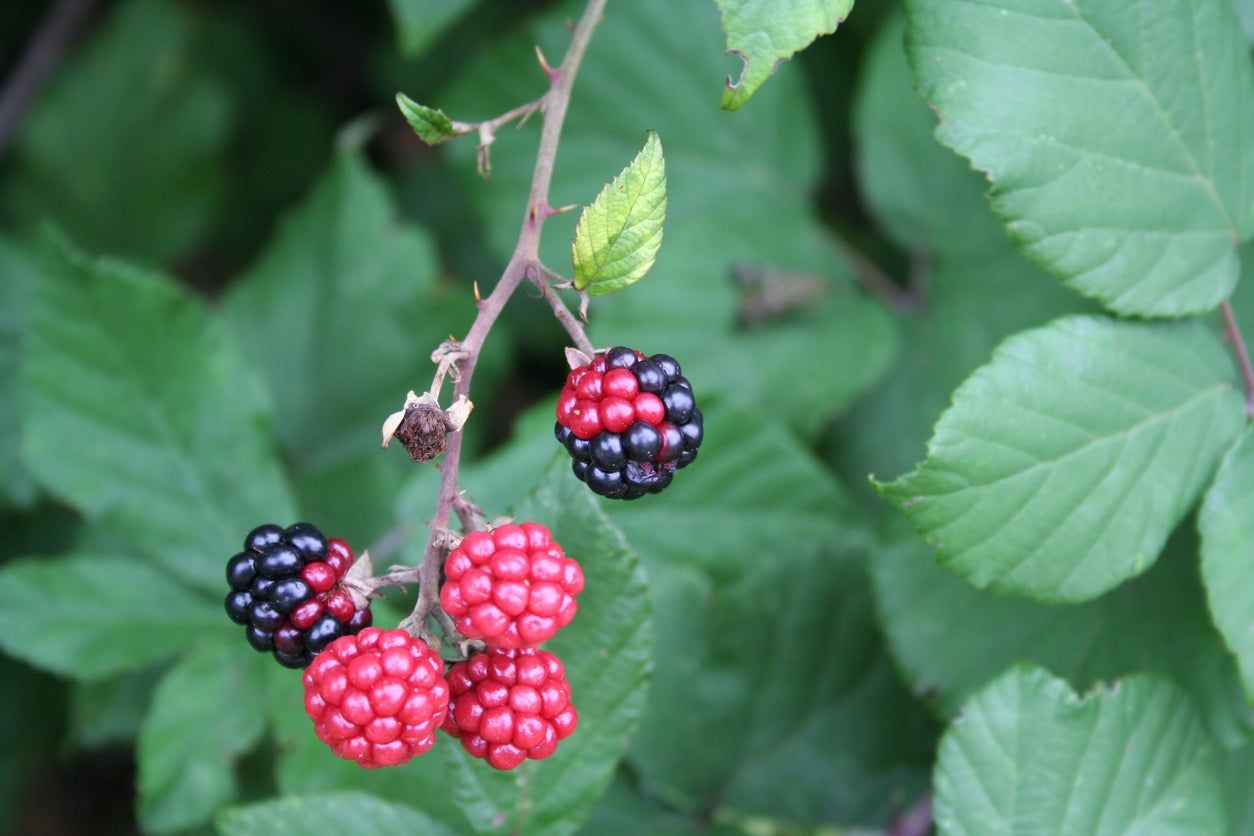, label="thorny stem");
[400,0,609,650]
[530,265,596,354]
[1221,300,1254,418]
